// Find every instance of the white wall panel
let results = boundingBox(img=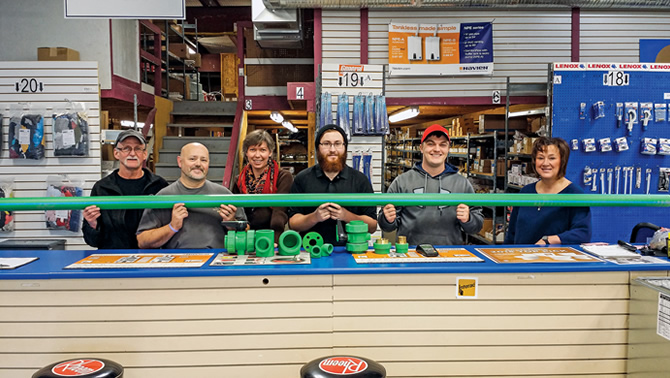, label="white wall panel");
[580,10,670,62]
[0,61,101,250]
[322,10,361,65]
